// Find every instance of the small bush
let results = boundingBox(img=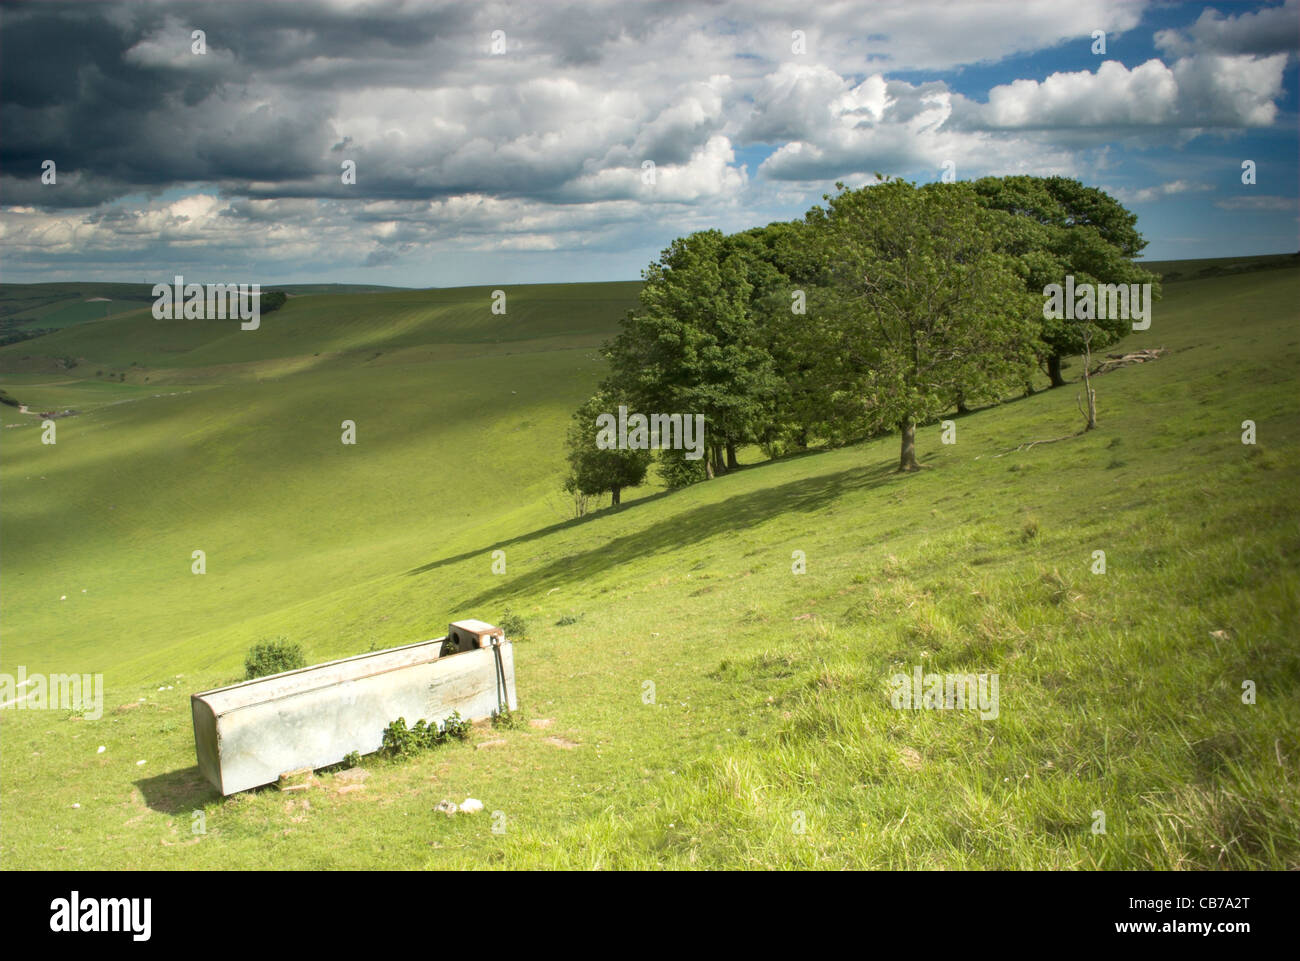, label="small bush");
[498,610,528,640]
[260,291,288,313]
[244,638,306,679]
[1021,517,1040,542]
[380,711,470,758]
[554,613,583,626]
[380,717,418,757]
[342,751,361,769]
[442,711,471,741]
[492,707,521,730]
